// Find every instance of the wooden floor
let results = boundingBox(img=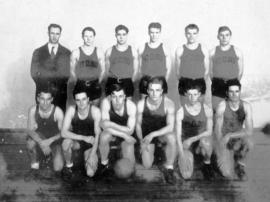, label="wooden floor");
[0,129,270,202]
